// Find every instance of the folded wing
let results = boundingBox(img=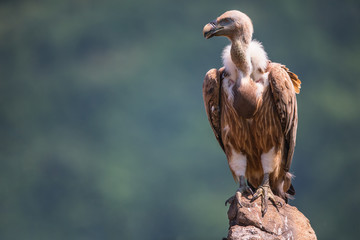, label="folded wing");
[202,67,225,151]
[268,63,301,172]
